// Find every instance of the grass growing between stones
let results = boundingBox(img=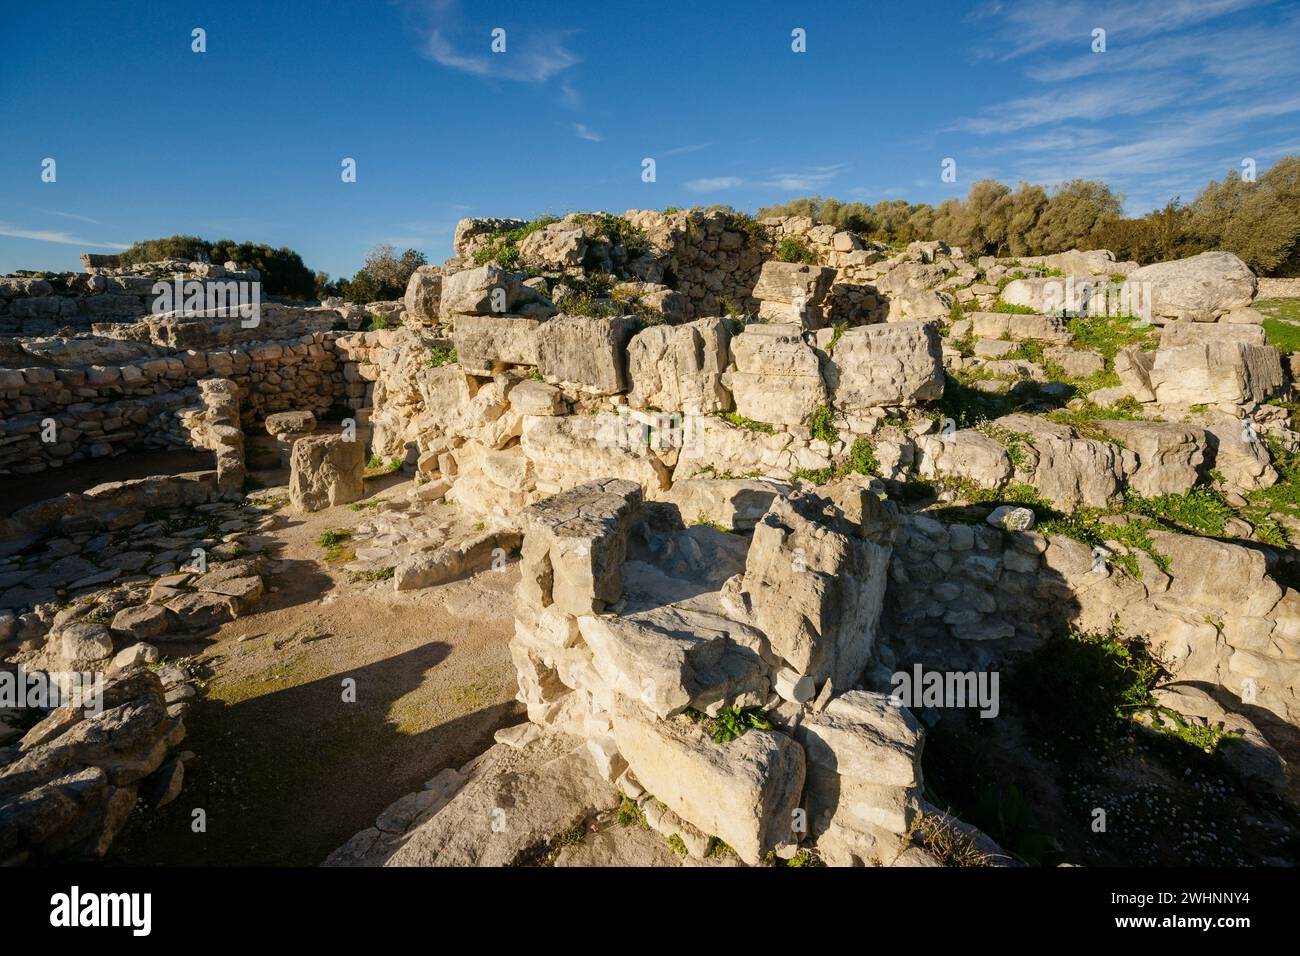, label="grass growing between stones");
[517,819,588,867]
[616,795,649,829]
[472,215,559,270]
[1065,312,1159,360]
[316,528,355,563]
[427,345,457,368]
[920,627,1300,866]
[898,813,996,867]
[807,403,837,443]
[686,705,772,743]
[793,436,882,485]
[717,410,776,433]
